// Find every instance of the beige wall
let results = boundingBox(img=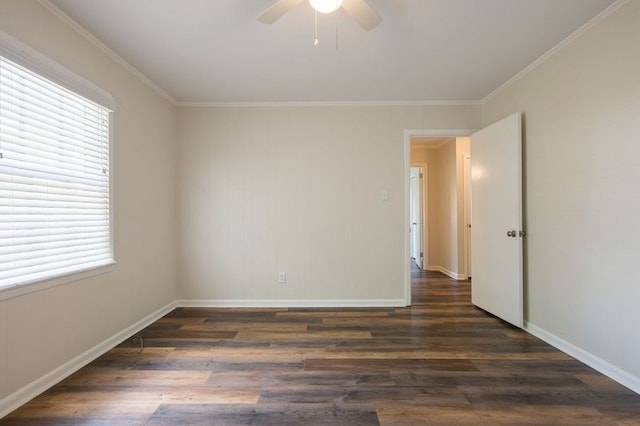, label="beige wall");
[409,145,436,164]
[0,0,177,402]
[431,140,457,273]
[177,106,480,302]
[482,1,640,380]
[455,137,470,276]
